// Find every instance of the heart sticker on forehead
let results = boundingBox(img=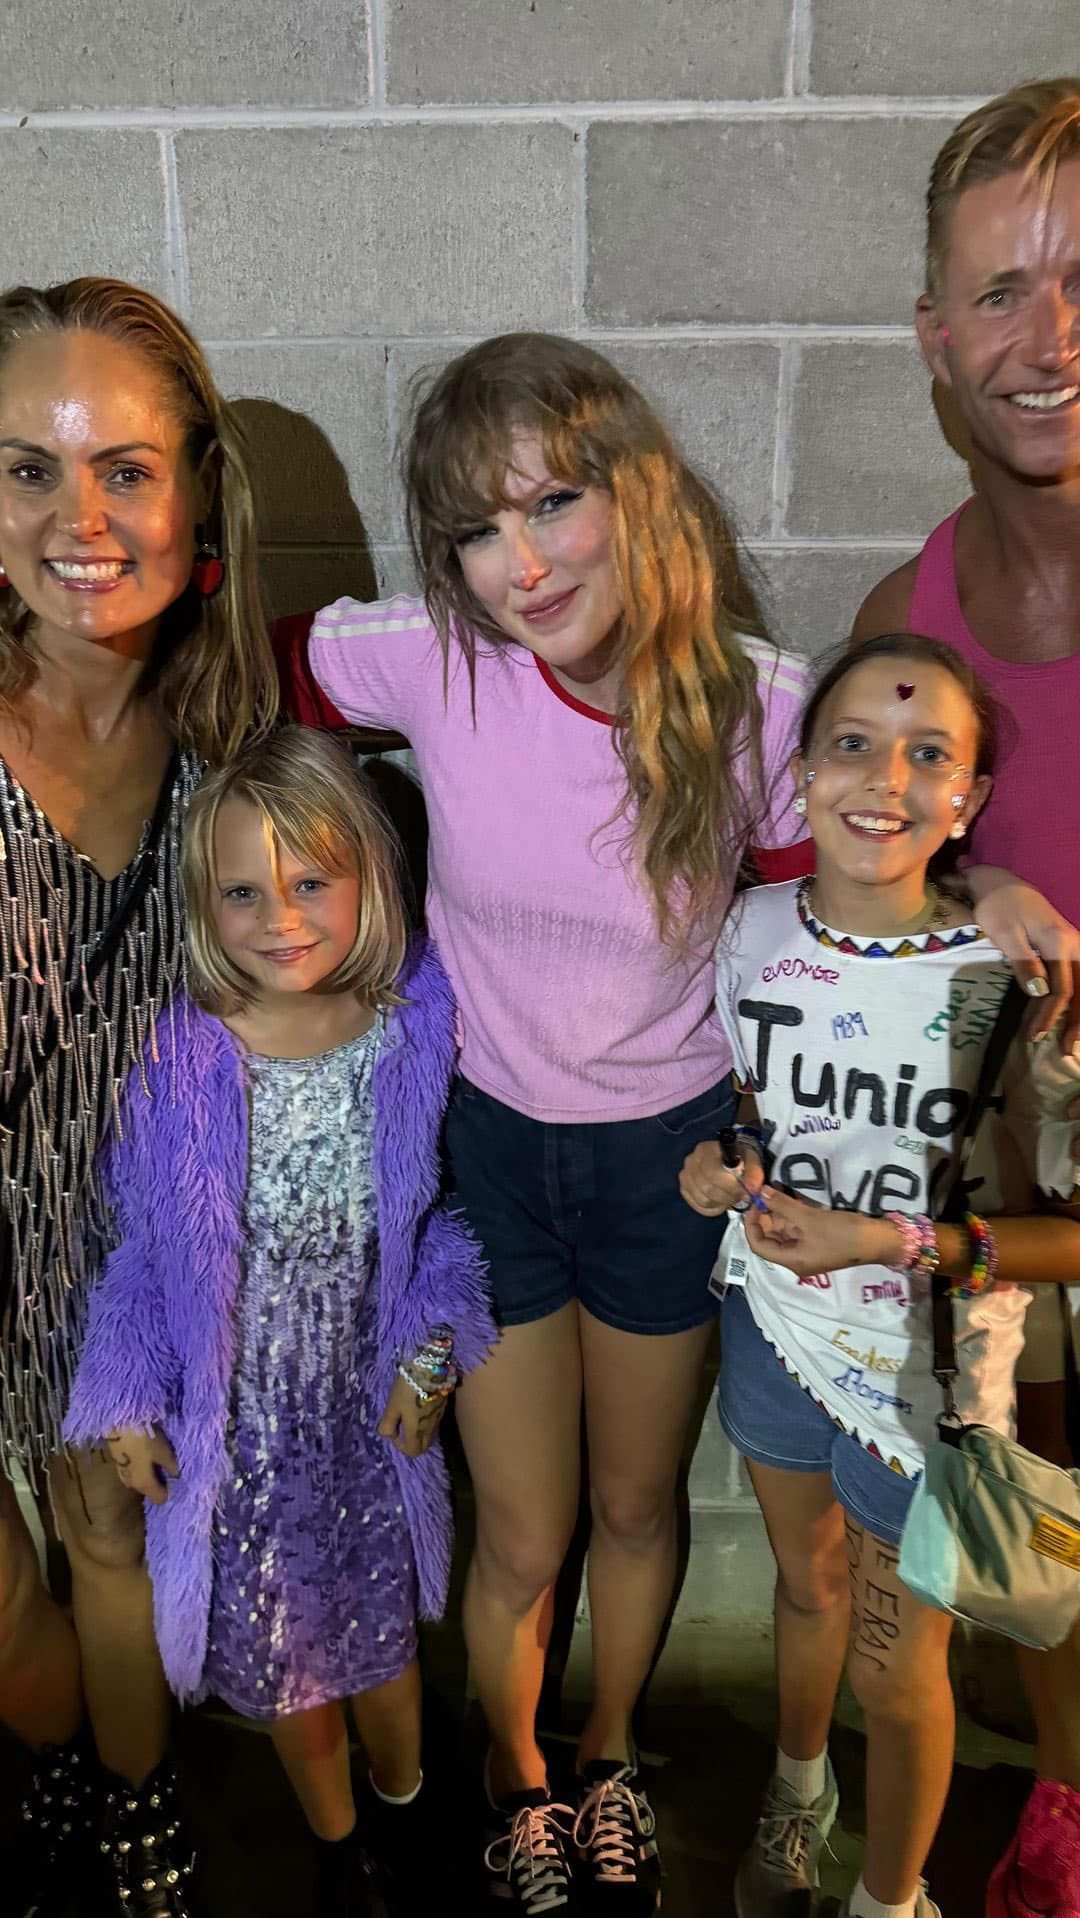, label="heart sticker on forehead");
[896,682,916,700]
